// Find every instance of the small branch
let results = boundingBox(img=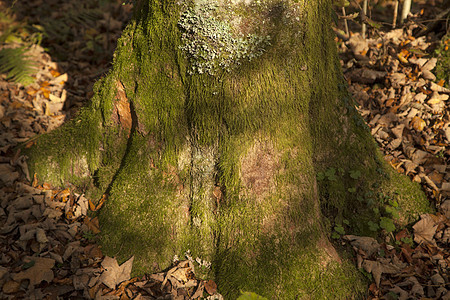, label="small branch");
[416,7,450,36]
[362,0,368,39]
[393,0,399,28]
[401,0,412,24]
[342,7,349,38]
